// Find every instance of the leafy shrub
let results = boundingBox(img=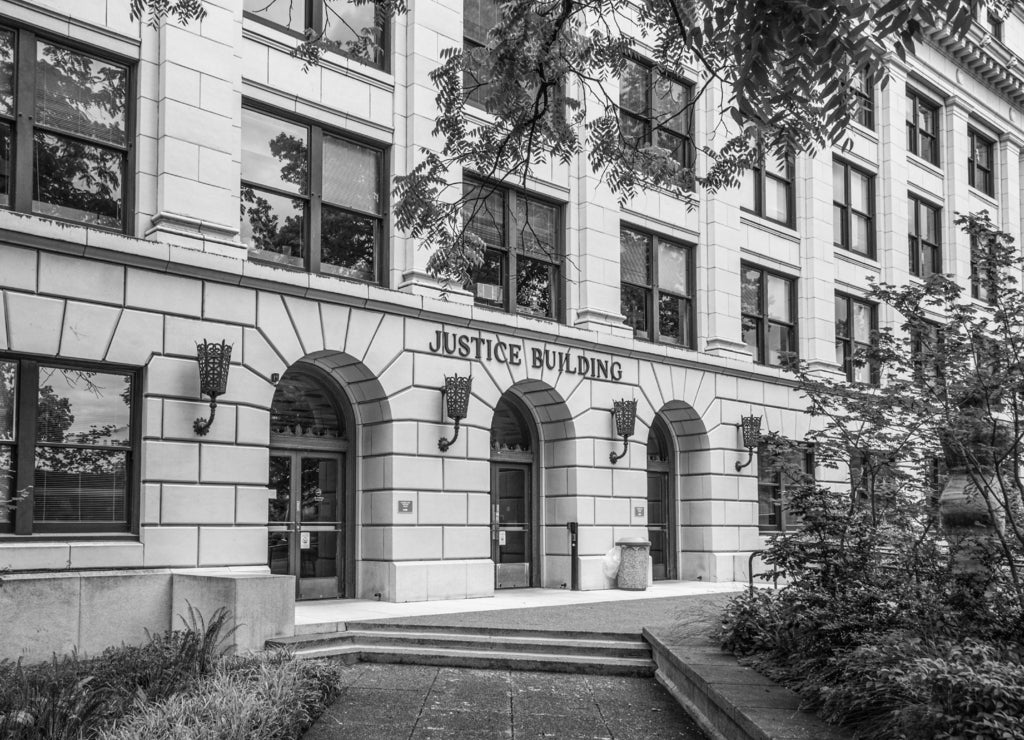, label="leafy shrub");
[0,658,108,740]
[97,654,344,740]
